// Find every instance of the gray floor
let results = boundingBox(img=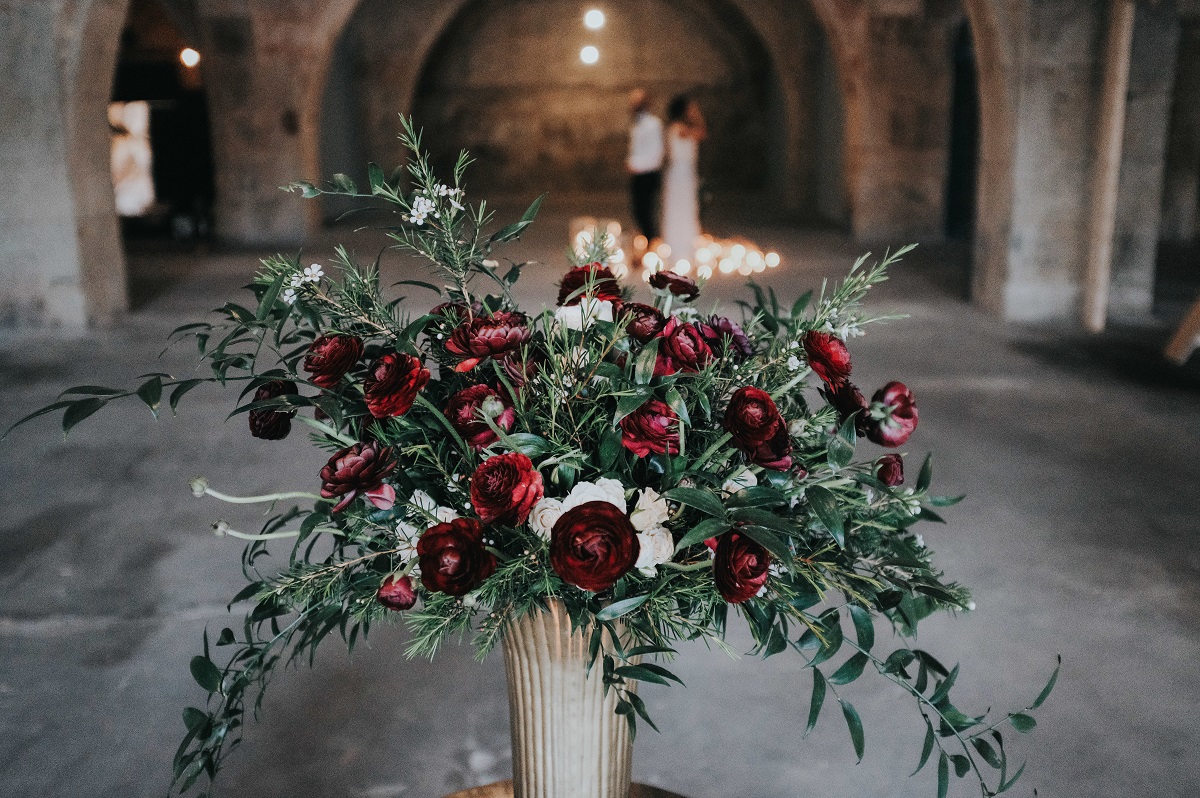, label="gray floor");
[1,199,1198,798]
